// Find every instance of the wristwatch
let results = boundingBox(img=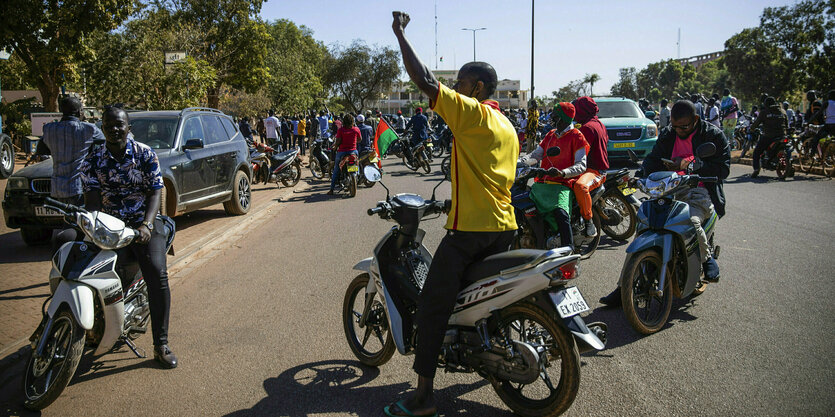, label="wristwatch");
[142,220,154,231]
